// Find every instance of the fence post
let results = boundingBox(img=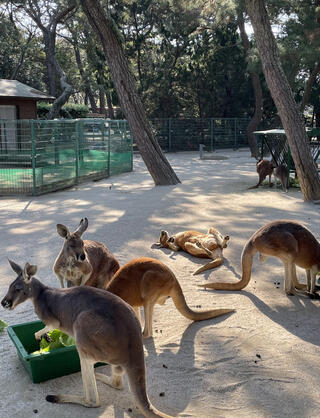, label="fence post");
[129,121,133,171]
[107,120,111,177]
[168,118,172,152]
[210,118,214,152]
[54,123,59,165]
[75,120,80,184]
[30,120,37,196]
[234,118,237,150]
[3,121,8,152]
